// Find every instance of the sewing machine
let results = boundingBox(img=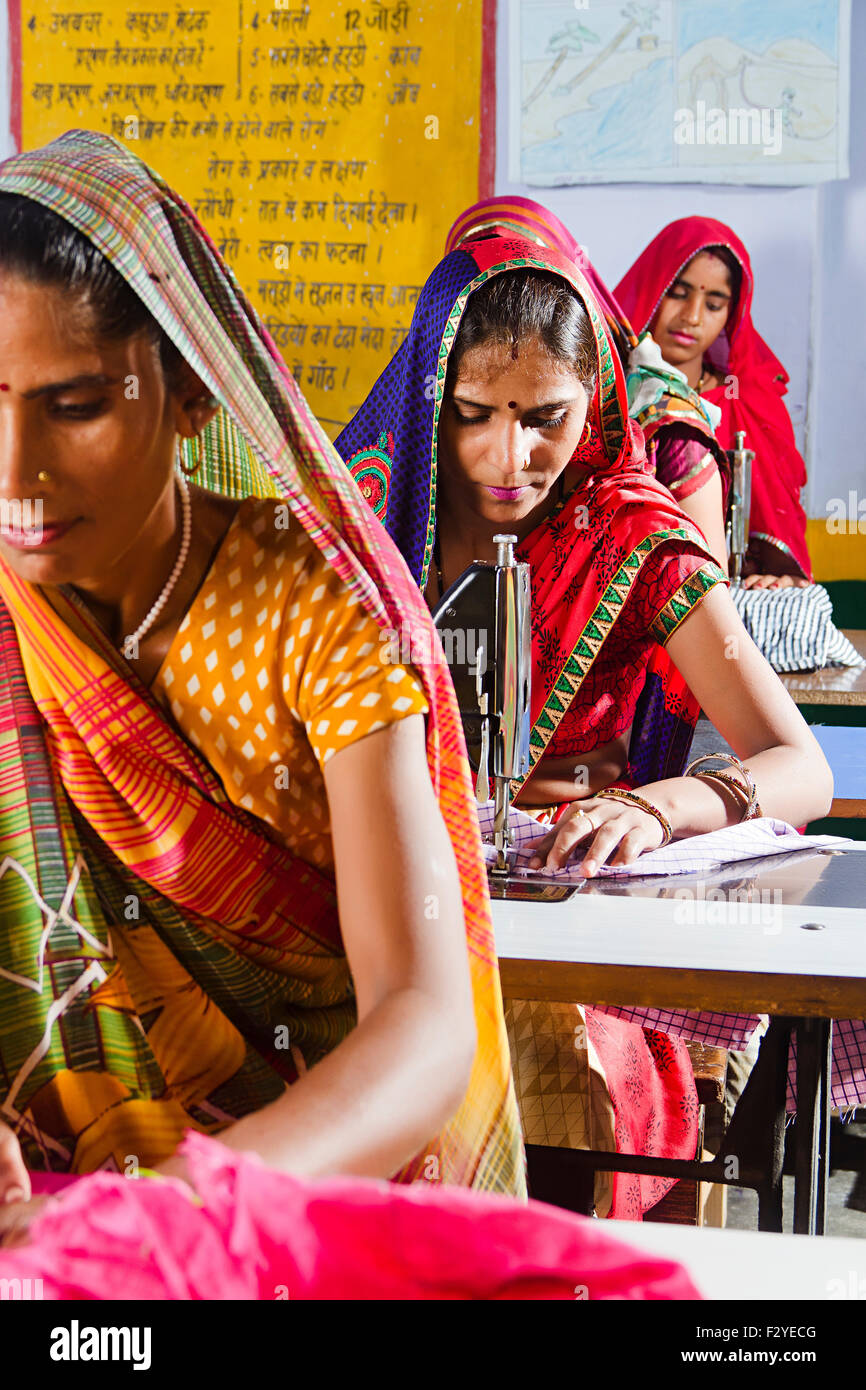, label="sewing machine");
[431,534,531,875]
[725,429,754,586]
